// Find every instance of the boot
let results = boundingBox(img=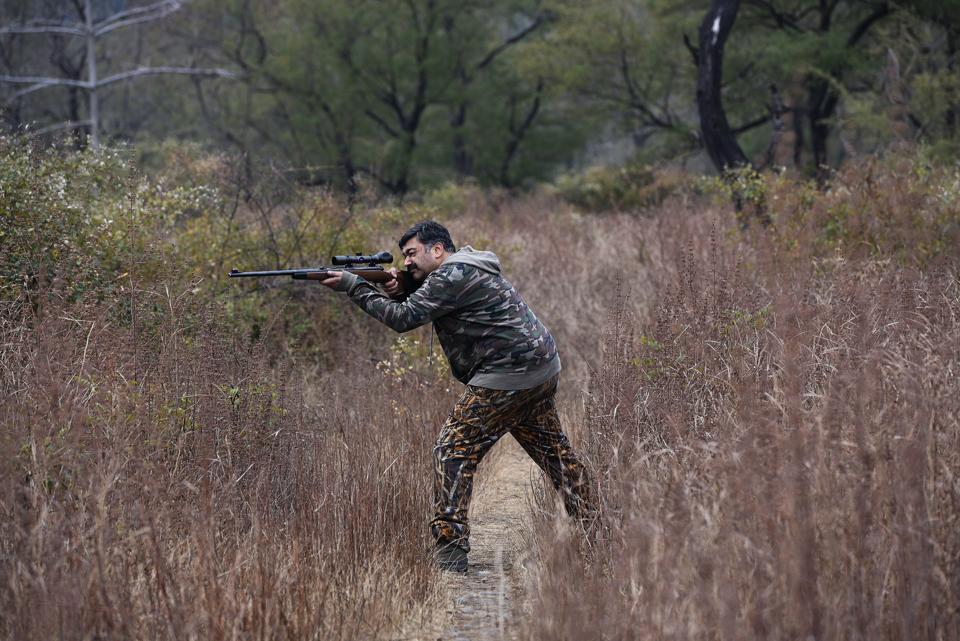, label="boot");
[434,541,468,572]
